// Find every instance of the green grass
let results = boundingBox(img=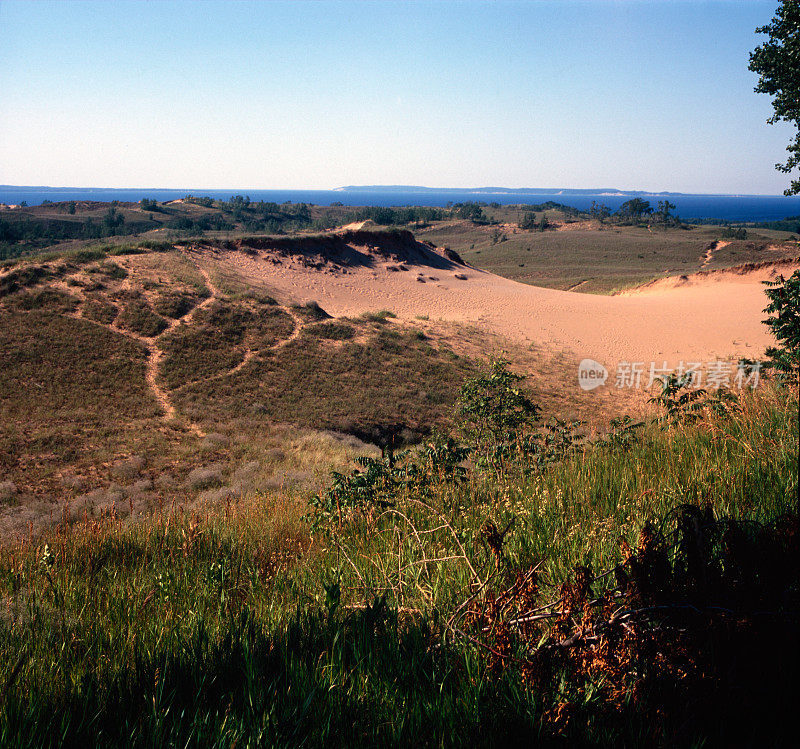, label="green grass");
[420,222,798,293]
[0,382,795,746]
